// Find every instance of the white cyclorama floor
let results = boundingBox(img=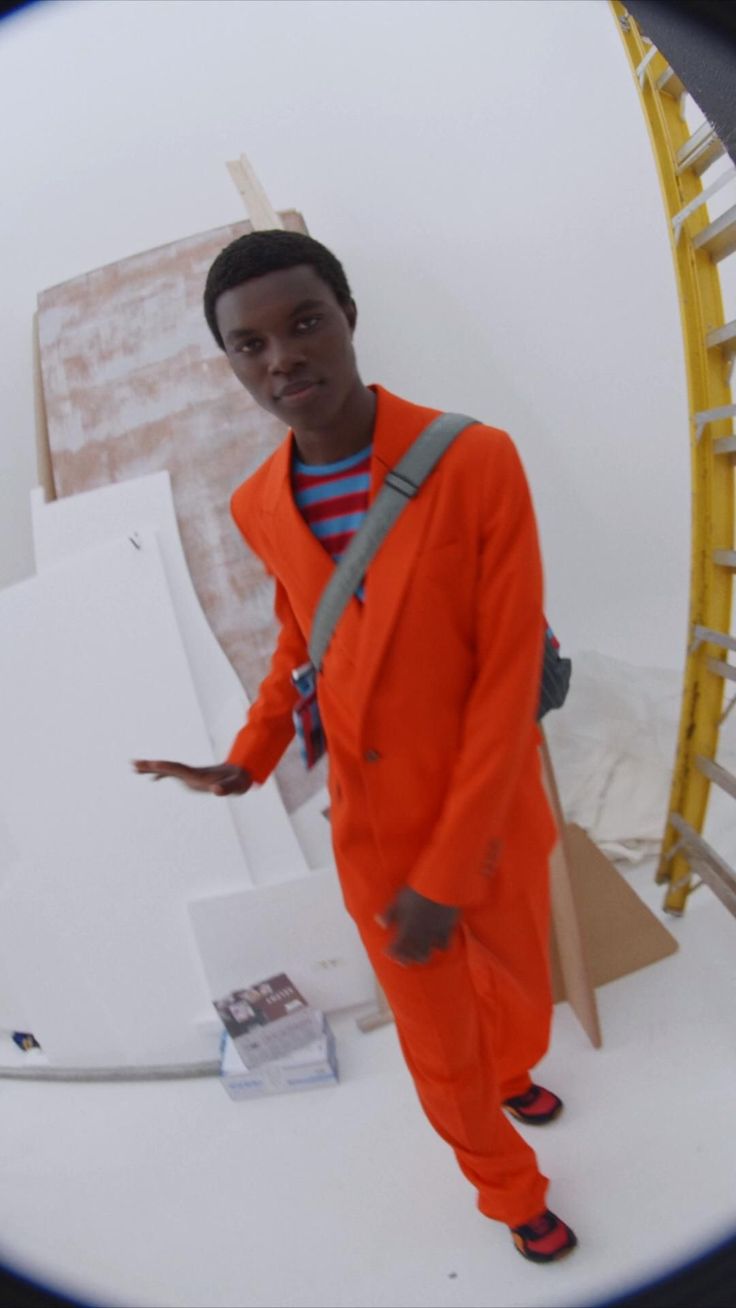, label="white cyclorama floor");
[1,859,735,1308]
